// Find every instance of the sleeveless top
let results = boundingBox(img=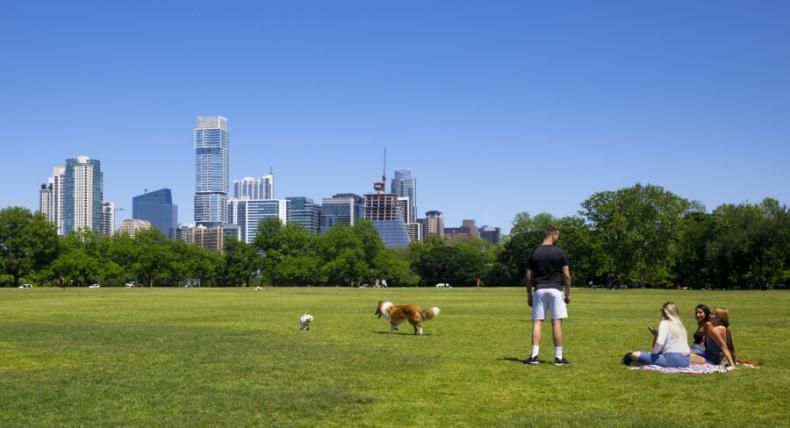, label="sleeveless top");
[704,336,723,364]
